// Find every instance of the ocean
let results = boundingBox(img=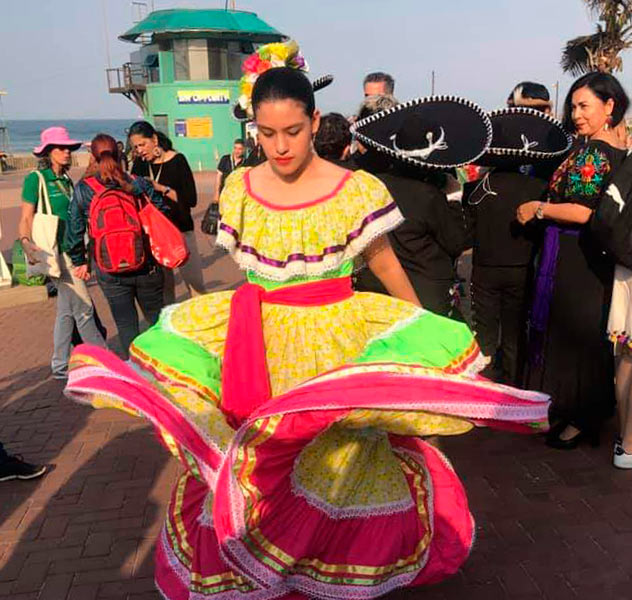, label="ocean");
[2,119,136,154]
